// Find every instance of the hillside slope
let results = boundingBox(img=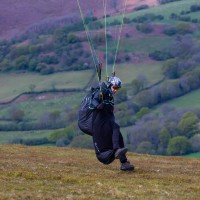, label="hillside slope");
[0,145,200,199]
[0,0,157,40]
